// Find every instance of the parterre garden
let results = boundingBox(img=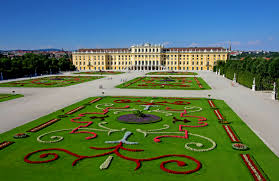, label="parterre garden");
[74,71,124,75]
[0,96,278,180]
[0,94,24,102]
[116,76,211,90]
[0,76,104,87]
[146,71,198,75]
